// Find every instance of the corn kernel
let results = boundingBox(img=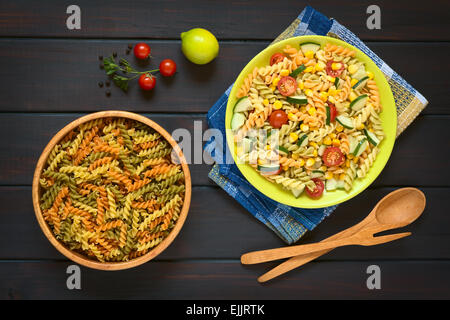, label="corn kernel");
[280,69,290,77]
[369,128,374,133]
[319,166,327,172]
[309,141,318,148]
[356,123,365,130]
[331,62,342,71]
[300,106,307,113]
[328,95,336,104]
[308,107,316,116]
[257,158,265,165]
[288,112,297,121]
[304,89,313,97]
[346,159,350,168]
[291,153,300,160]
[313,150,318,157]
[305,51,315,59]
[273,100,283,110]
[339,173,346,181]
[353,157,359,164]
[327,76,335,82]
[304,66,314,73]
[265,145,271,150]
[350,78,358,87]
[347,154,354,160]
[300,124,309,132]
[323,136,332,145]
[309,126,318,131]
[283,165,289,171]
[366,71,374,80]
[329,133,337,139]
[298,80,304,90]
[263,98,269,107]
[269,85,276,92]
[328,88,338,96]
[348,64,359,74]
[316,61,326,72]
[349,91,357,101]
[332,139,341,147]
[289,132,298,143]
[272,77,281,86]
[319,91,328,102]
[306,158,315,167]
[298,158,305,166]
[336,124,344,132]
[325,171,334,180]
